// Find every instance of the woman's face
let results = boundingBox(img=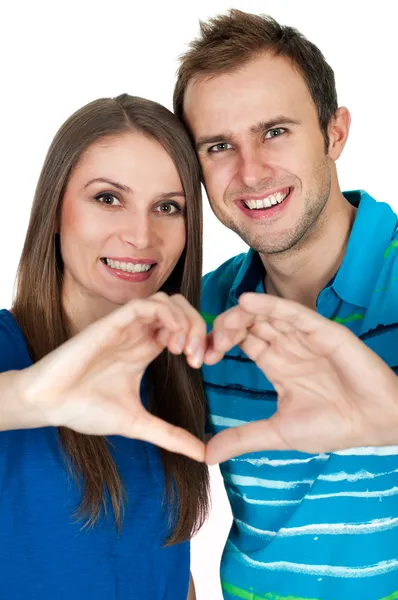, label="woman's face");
[60,132,186,319]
